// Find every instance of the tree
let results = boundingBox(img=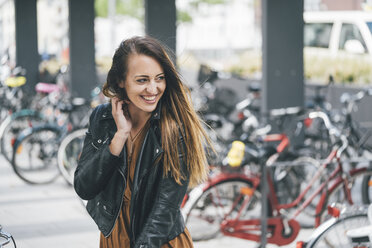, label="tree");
[95,0,226,24]
[95,0,143,20]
